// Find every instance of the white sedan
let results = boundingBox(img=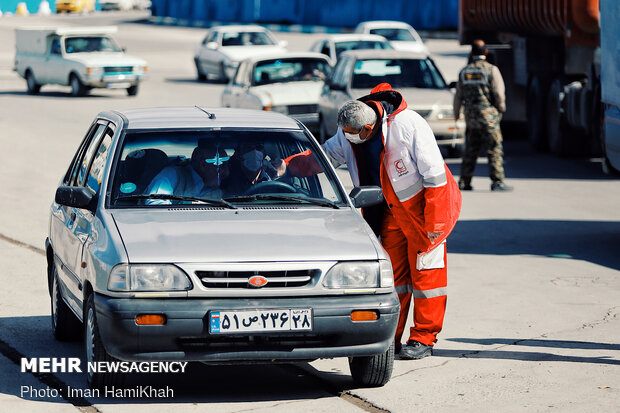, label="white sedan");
[354,20,429,55]
[221,52,331,134]
[194,25,287,82]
